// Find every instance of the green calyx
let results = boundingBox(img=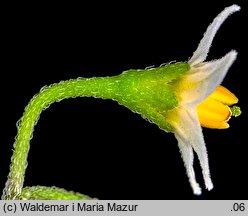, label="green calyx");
[114,62,190,131]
